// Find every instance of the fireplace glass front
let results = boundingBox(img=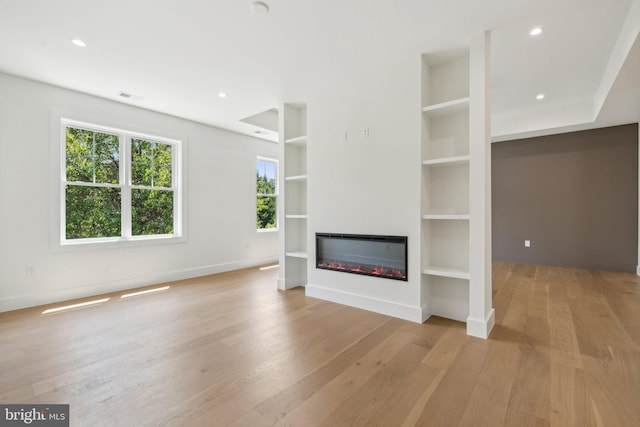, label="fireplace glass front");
[316,233,407,281]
